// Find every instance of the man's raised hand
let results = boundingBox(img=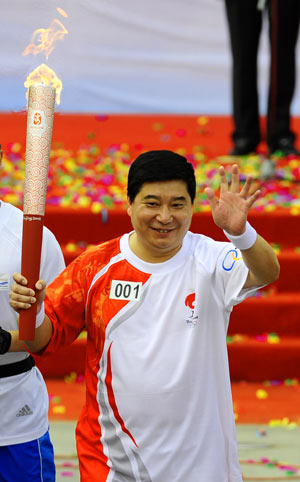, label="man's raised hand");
[204,164,261,235]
